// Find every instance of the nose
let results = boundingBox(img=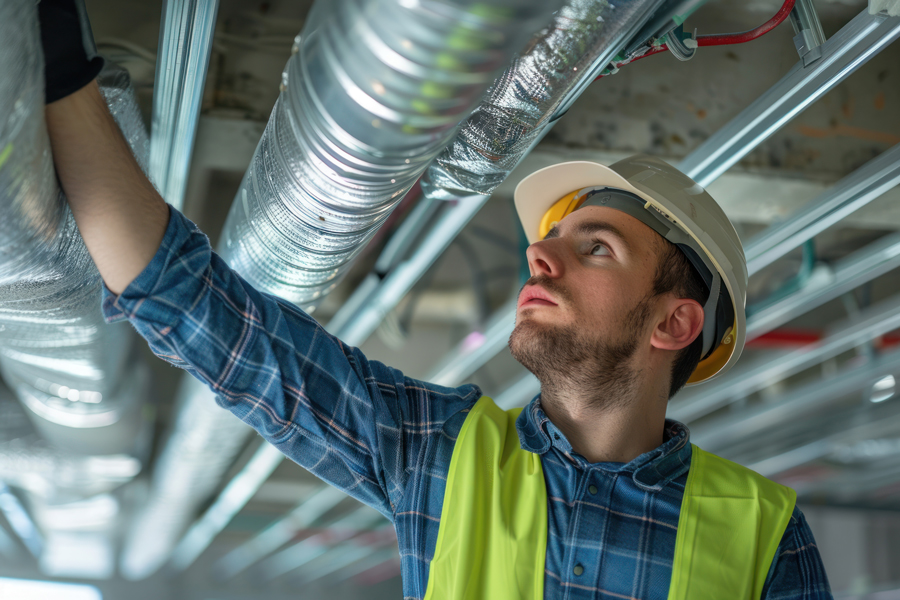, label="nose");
[525,239,565,279]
